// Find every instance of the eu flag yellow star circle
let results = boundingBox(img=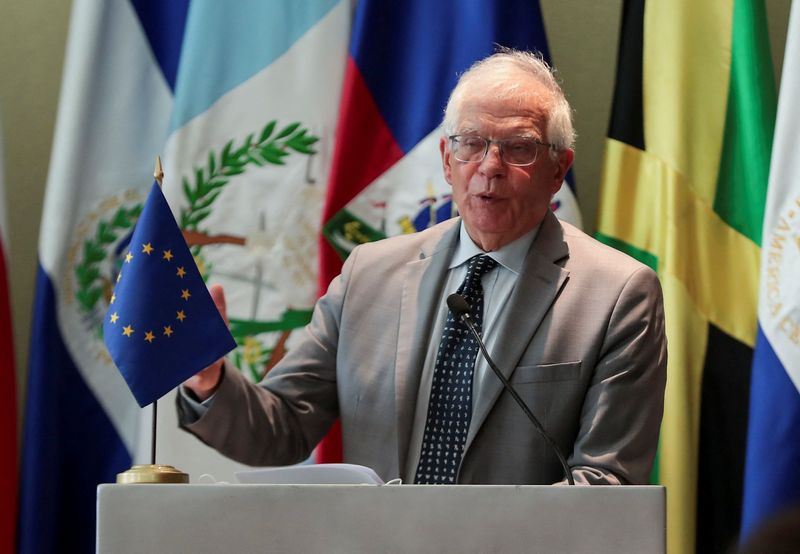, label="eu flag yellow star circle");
[102,182,235,407]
